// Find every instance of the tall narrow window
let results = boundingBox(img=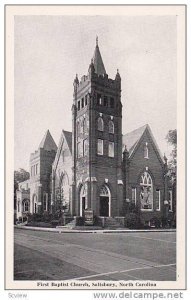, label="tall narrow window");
[85,95,88,106]
[97,117,104,131]
[104,96,108,107]
[108,120,114,134]
[77,121,80,137]
[83,139,88,156]
[144,142,149,159]
[77,141,82,158]
[78,100,80,111]
[97,93,102,105]
[169,190,173,211]
[81,98,84,108]
[156,189,160,211]
[140,171,153,210]
[82,118,86,133]
[108,142,114,157]
[97,139,103,155]
[110,97,114,108]
[18,201,20,212]
[23,200,29,212]
[43,194,48,211]
[132,188,136,204]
